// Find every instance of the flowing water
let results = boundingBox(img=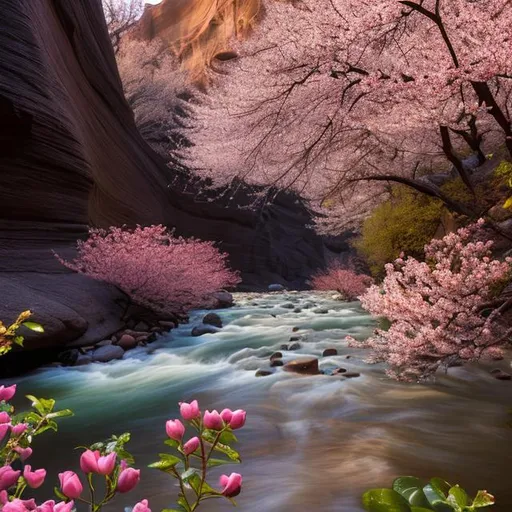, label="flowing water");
[4,292,512,511]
